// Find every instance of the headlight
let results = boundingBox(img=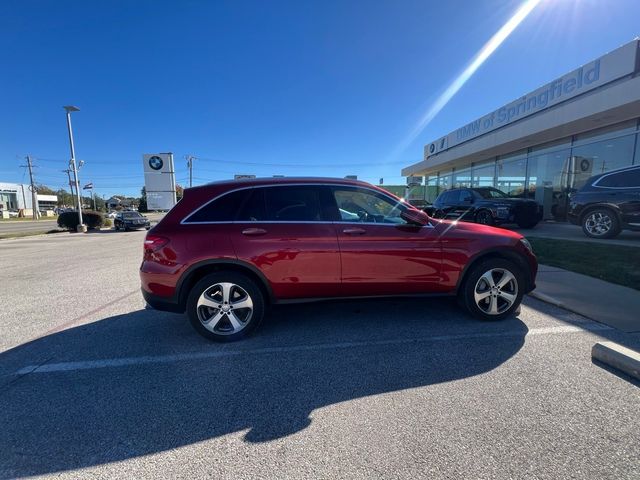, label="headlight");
[519,238,533,253]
